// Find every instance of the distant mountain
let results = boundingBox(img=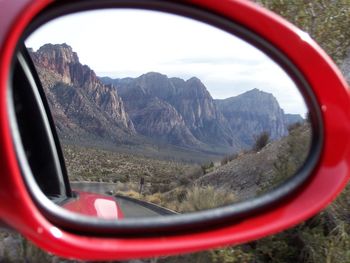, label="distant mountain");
[29,43,135,143]
[99,76,134,87]
[113,72,238,149]
[30,43,303,156]
[215,89,289,146]
[101,75,302,150]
